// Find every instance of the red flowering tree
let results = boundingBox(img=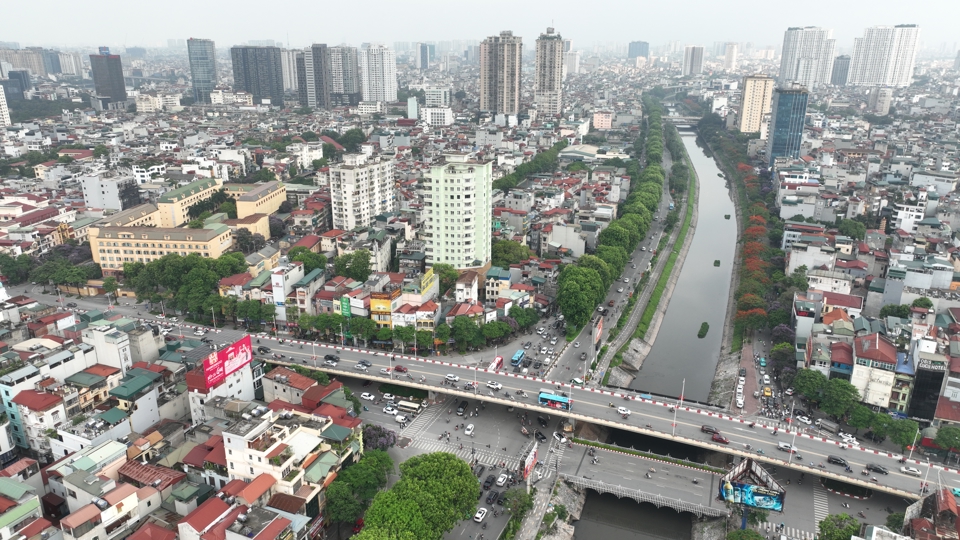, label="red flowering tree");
[735,308,768,330]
